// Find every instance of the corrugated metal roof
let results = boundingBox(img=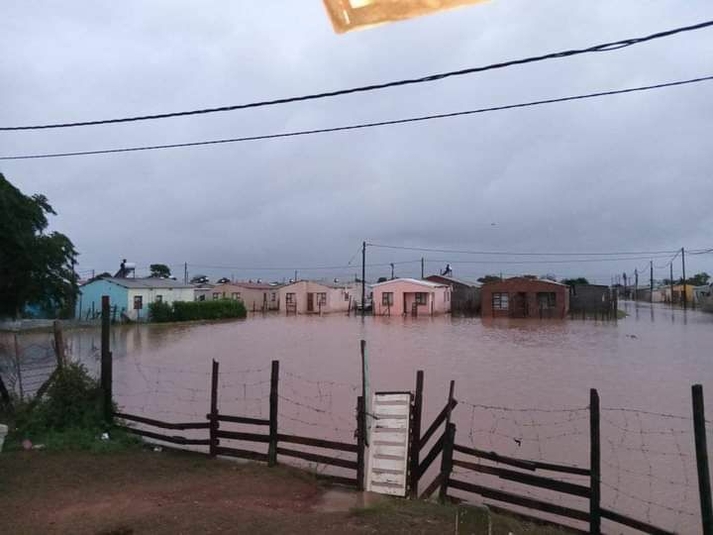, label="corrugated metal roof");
[425,275,480,288]
[371,278,448,289]
[83,277,194,289]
